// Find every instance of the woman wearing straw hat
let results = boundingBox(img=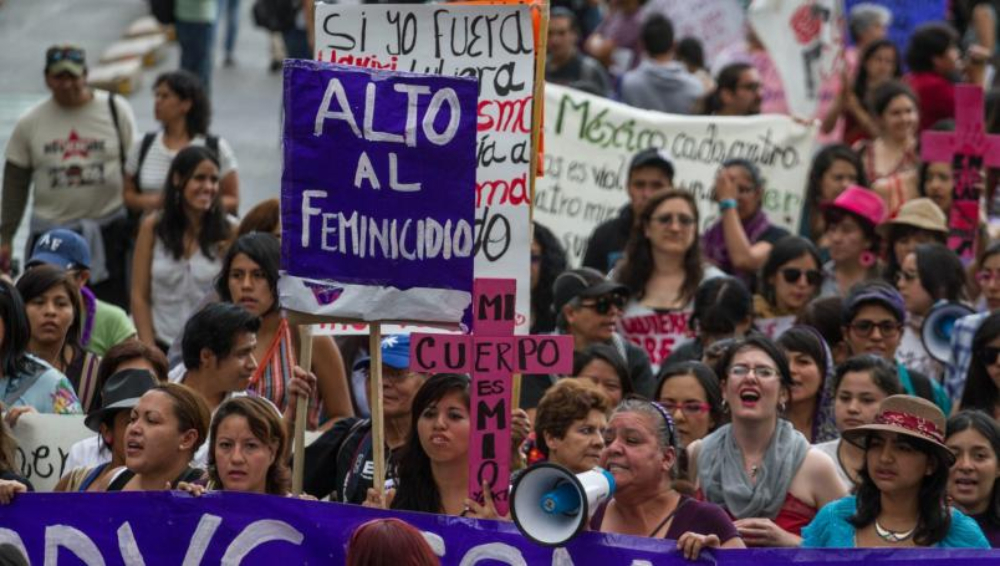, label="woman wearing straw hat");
[877,197,948,286]
[819,185,887,298]
[802,395,990,548]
